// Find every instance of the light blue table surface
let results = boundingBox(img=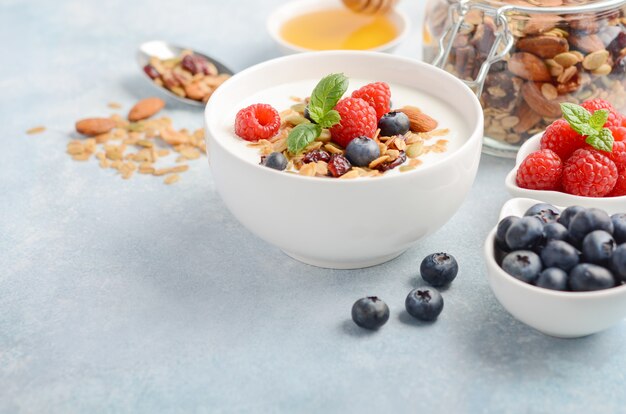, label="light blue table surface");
[2,1,626,413]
